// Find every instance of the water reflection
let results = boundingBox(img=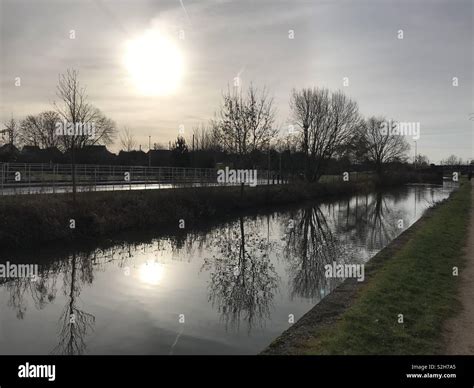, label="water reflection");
[0,184,456,354]
[52,252,95,355]
[5,277,43,320]
[139,261,165,286]
[2,251,96,355]
[202,216,279,333]
[364,192,404,250]
[283,205,348,300]
[334,190,409,252]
